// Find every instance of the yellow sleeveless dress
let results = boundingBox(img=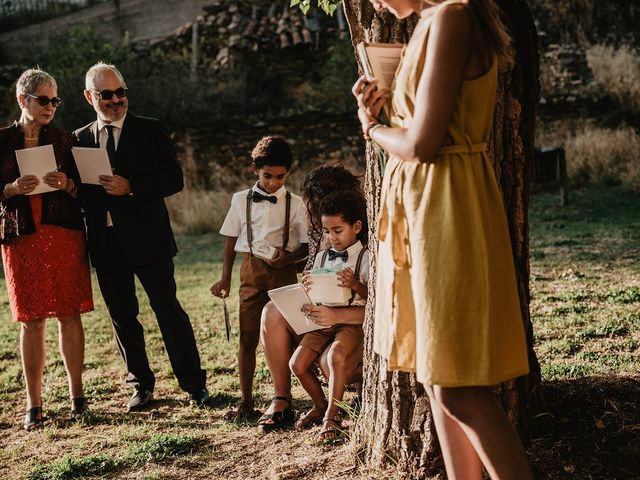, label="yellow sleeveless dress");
[373,1,529,386]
